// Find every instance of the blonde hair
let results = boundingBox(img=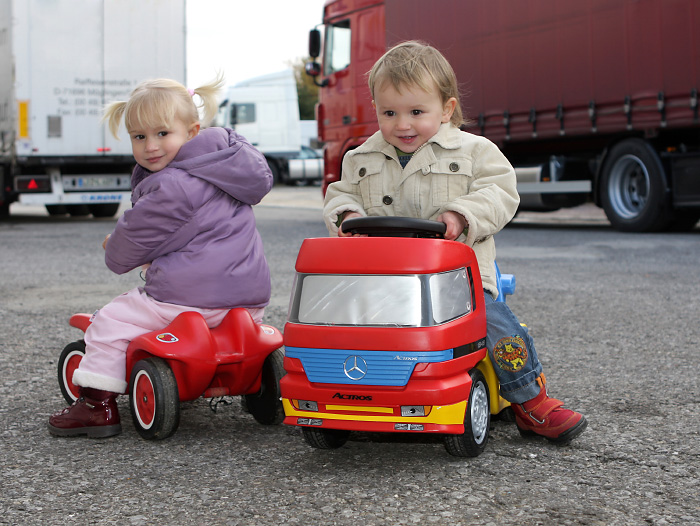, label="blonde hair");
[368,41,464,127]
[103,73,225,139]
